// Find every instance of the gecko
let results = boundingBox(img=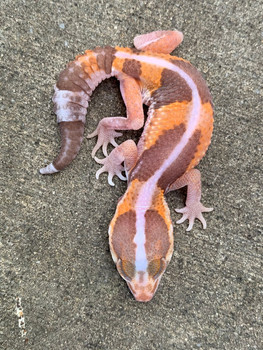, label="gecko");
[40,30,214,302]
